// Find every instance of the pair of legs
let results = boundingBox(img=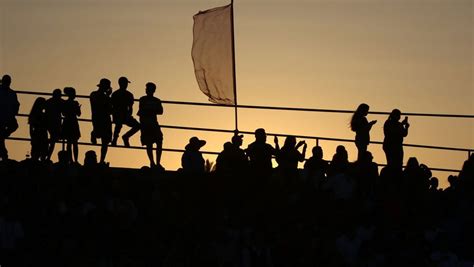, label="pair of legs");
[146,138,163,168]
[0,119,19,161]
[384,145,404,171]
[66,140,79,163]
[356,141,368,162]
[112,117,140,147]
[92,120,112,164]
